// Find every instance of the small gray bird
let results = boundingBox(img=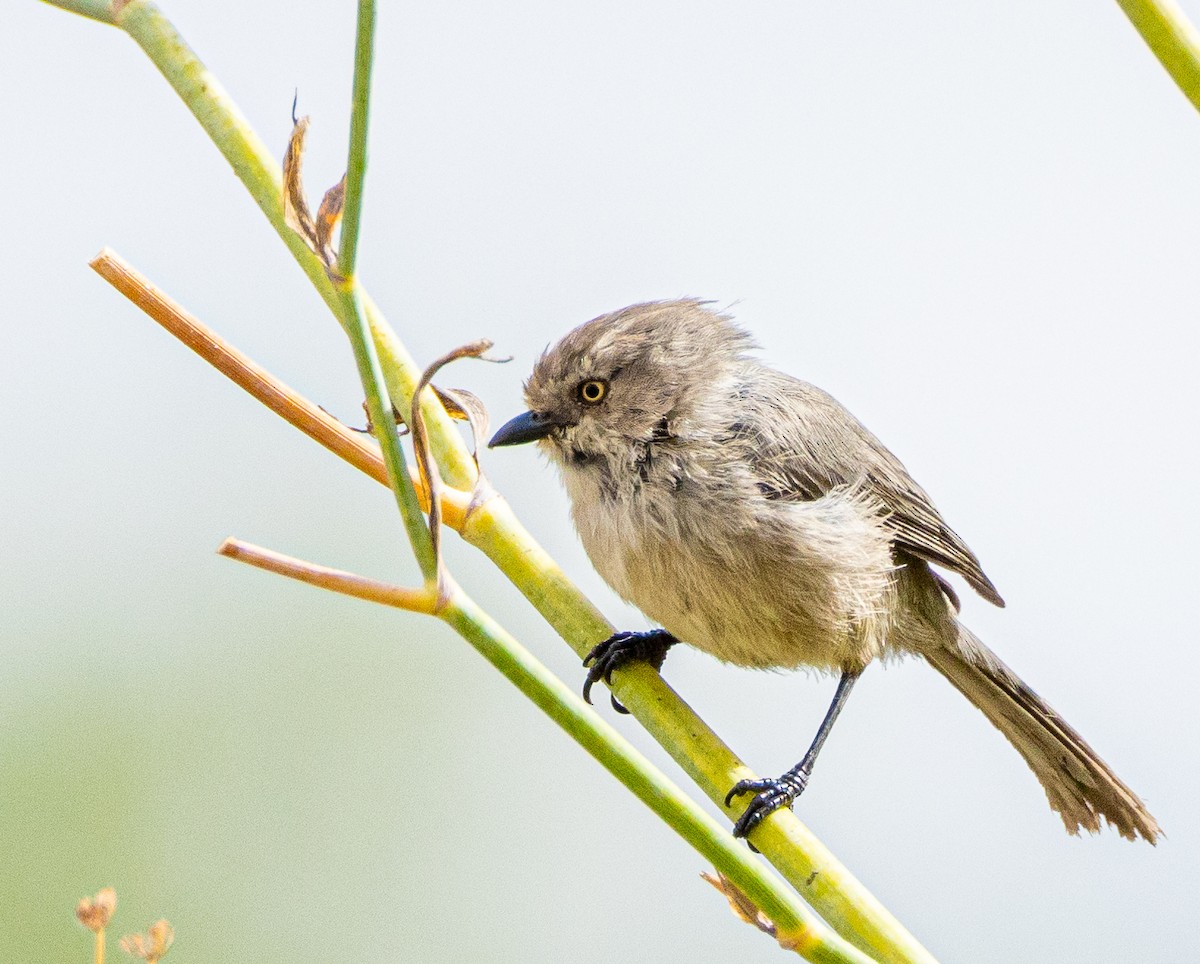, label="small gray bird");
[489,299,1159,843]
